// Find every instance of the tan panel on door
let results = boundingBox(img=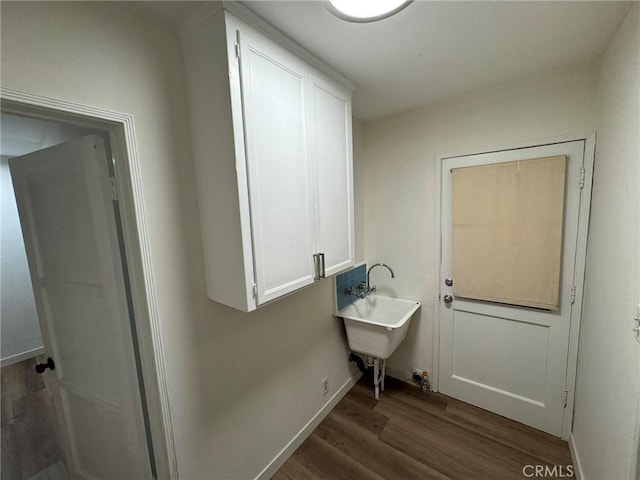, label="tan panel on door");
[452,156,566,310]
